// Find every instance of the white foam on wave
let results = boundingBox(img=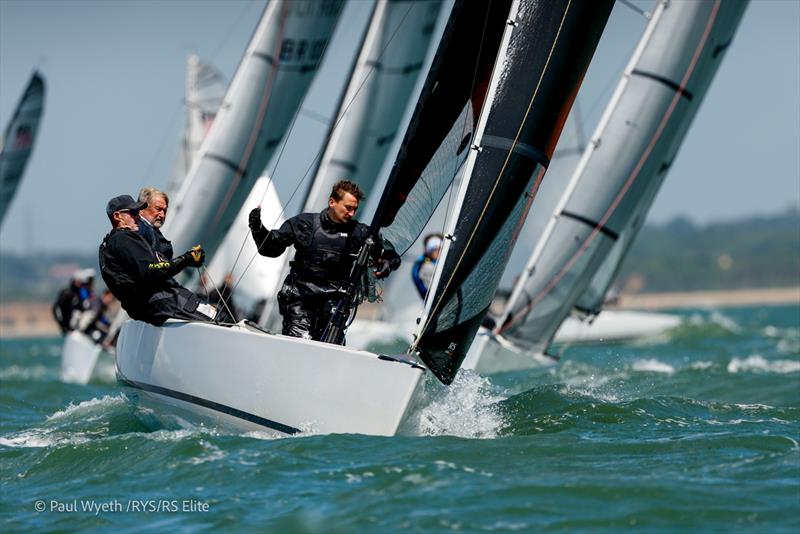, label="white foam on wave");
[727,355,800,374]
[143,428,199,442]
[631,358,675,375]
[46,395,127,421]
[690,361,714,370]
[0,364,51,380]
[763,325,780,337]
[709,311,742,334]
[408,371,505,439]
[1,395,131,449]
[0,429,91,449]
[561,378,621,403]
[186,441,227,465]
[242,430,284,441]
[776,338,800,355]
